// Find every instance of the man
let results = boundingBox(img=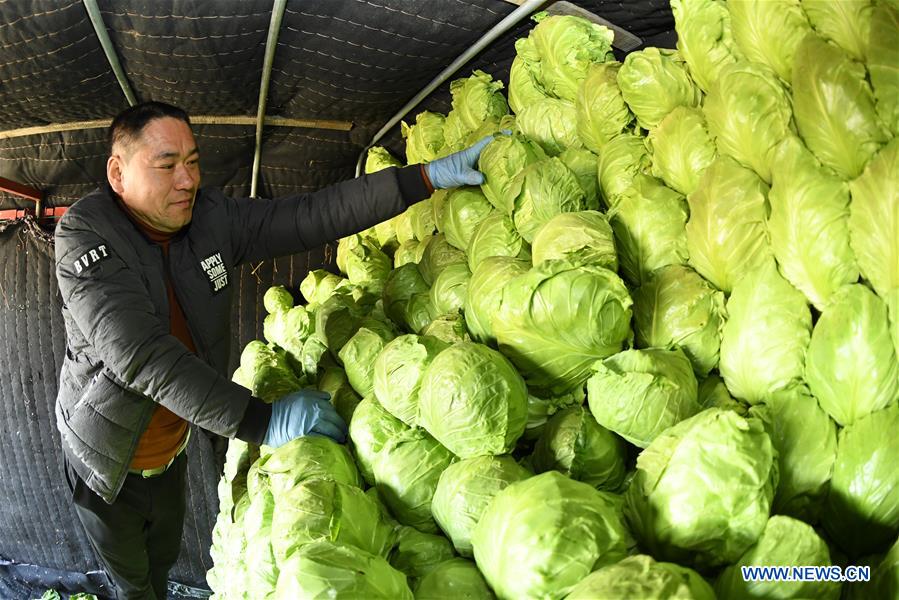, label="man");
[54,101,492,599]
